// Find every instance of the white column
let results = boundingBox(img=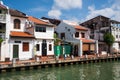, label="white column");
[95,40,98,54]
[5,13,11,59]
[79,39,83,56]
